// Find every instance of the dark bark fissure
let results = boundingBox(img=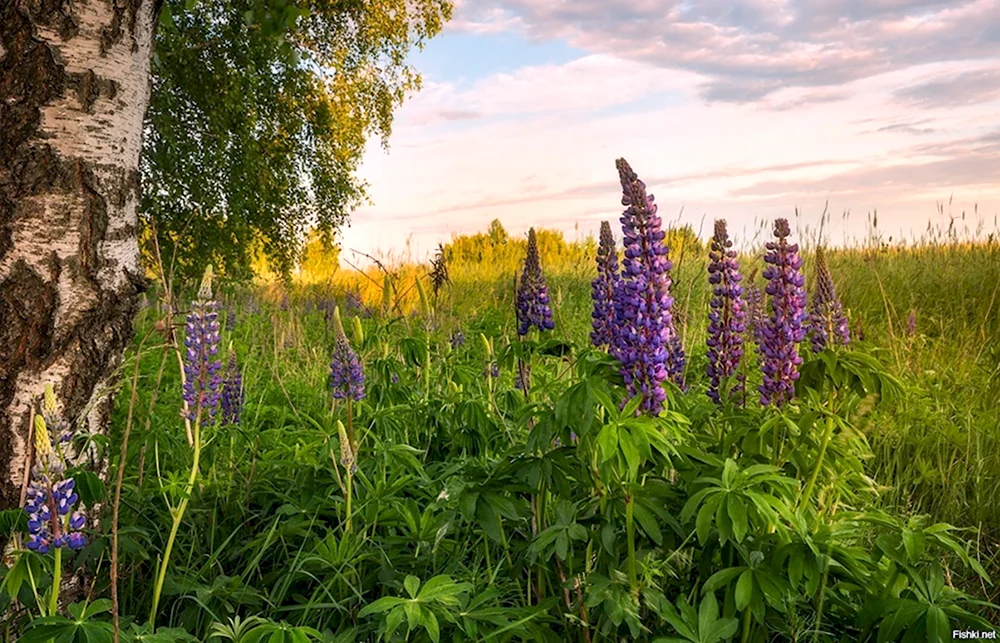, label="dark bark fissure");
[0,0,153,538]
